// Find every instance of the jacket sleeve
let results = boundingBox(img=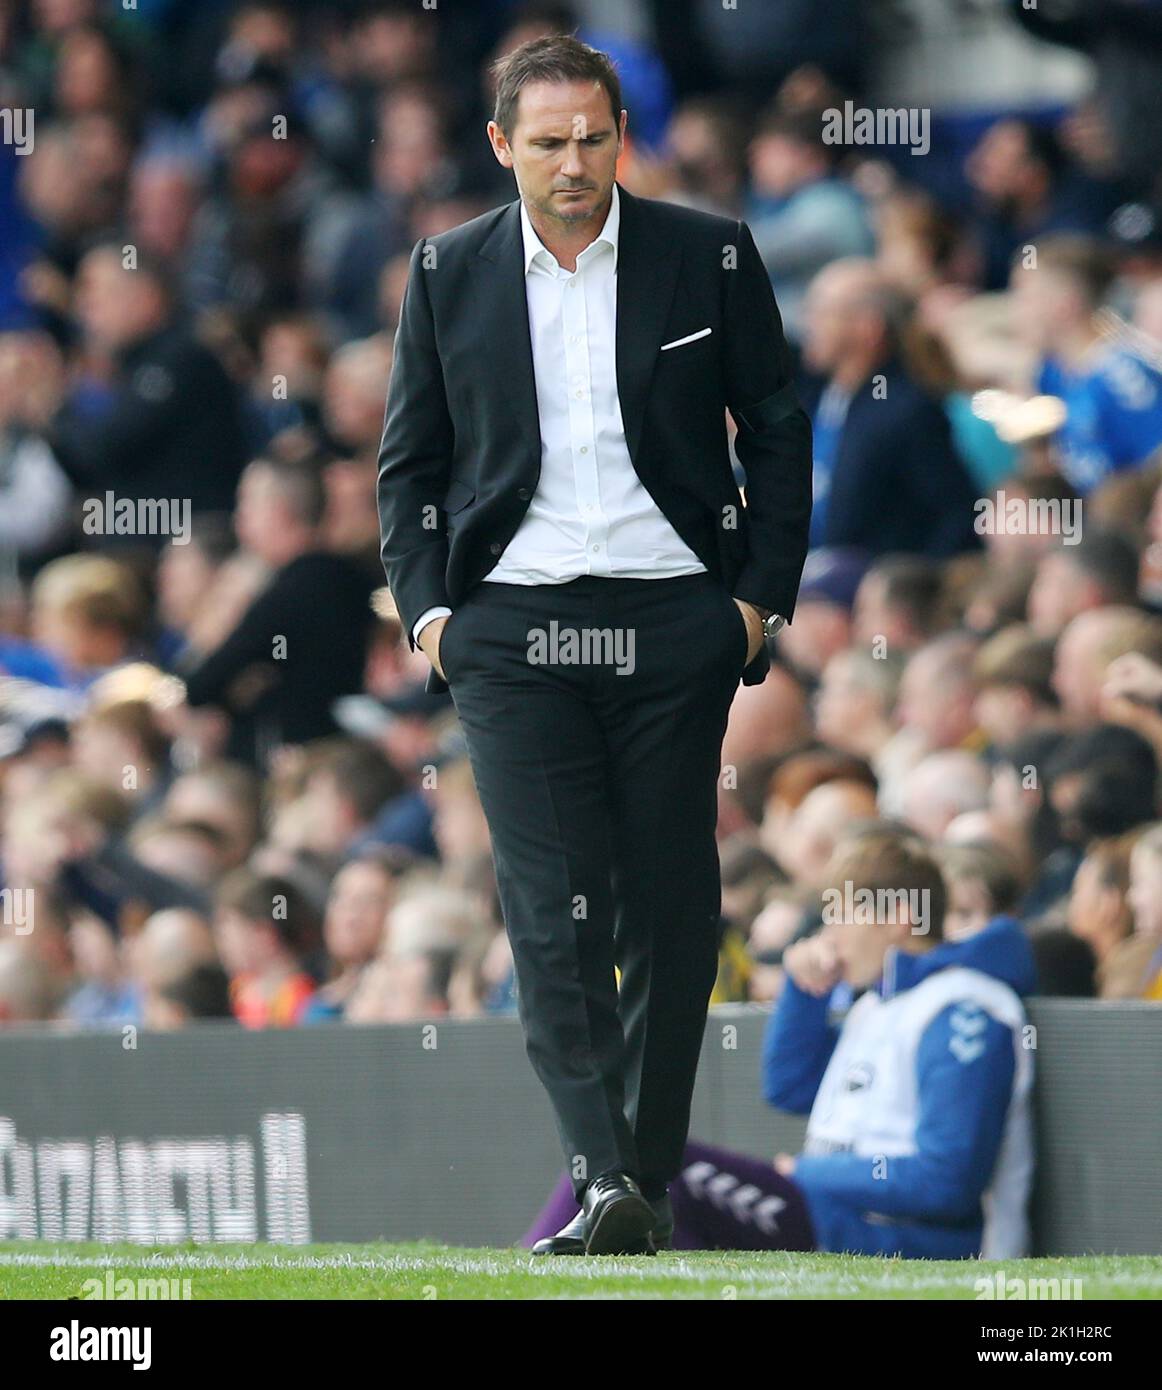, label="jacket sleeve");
[793,1000,1017,1223]
[761,976,841,1113]
[721,219,813,621]
[182,576,291,709]
[376,237,456,651]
